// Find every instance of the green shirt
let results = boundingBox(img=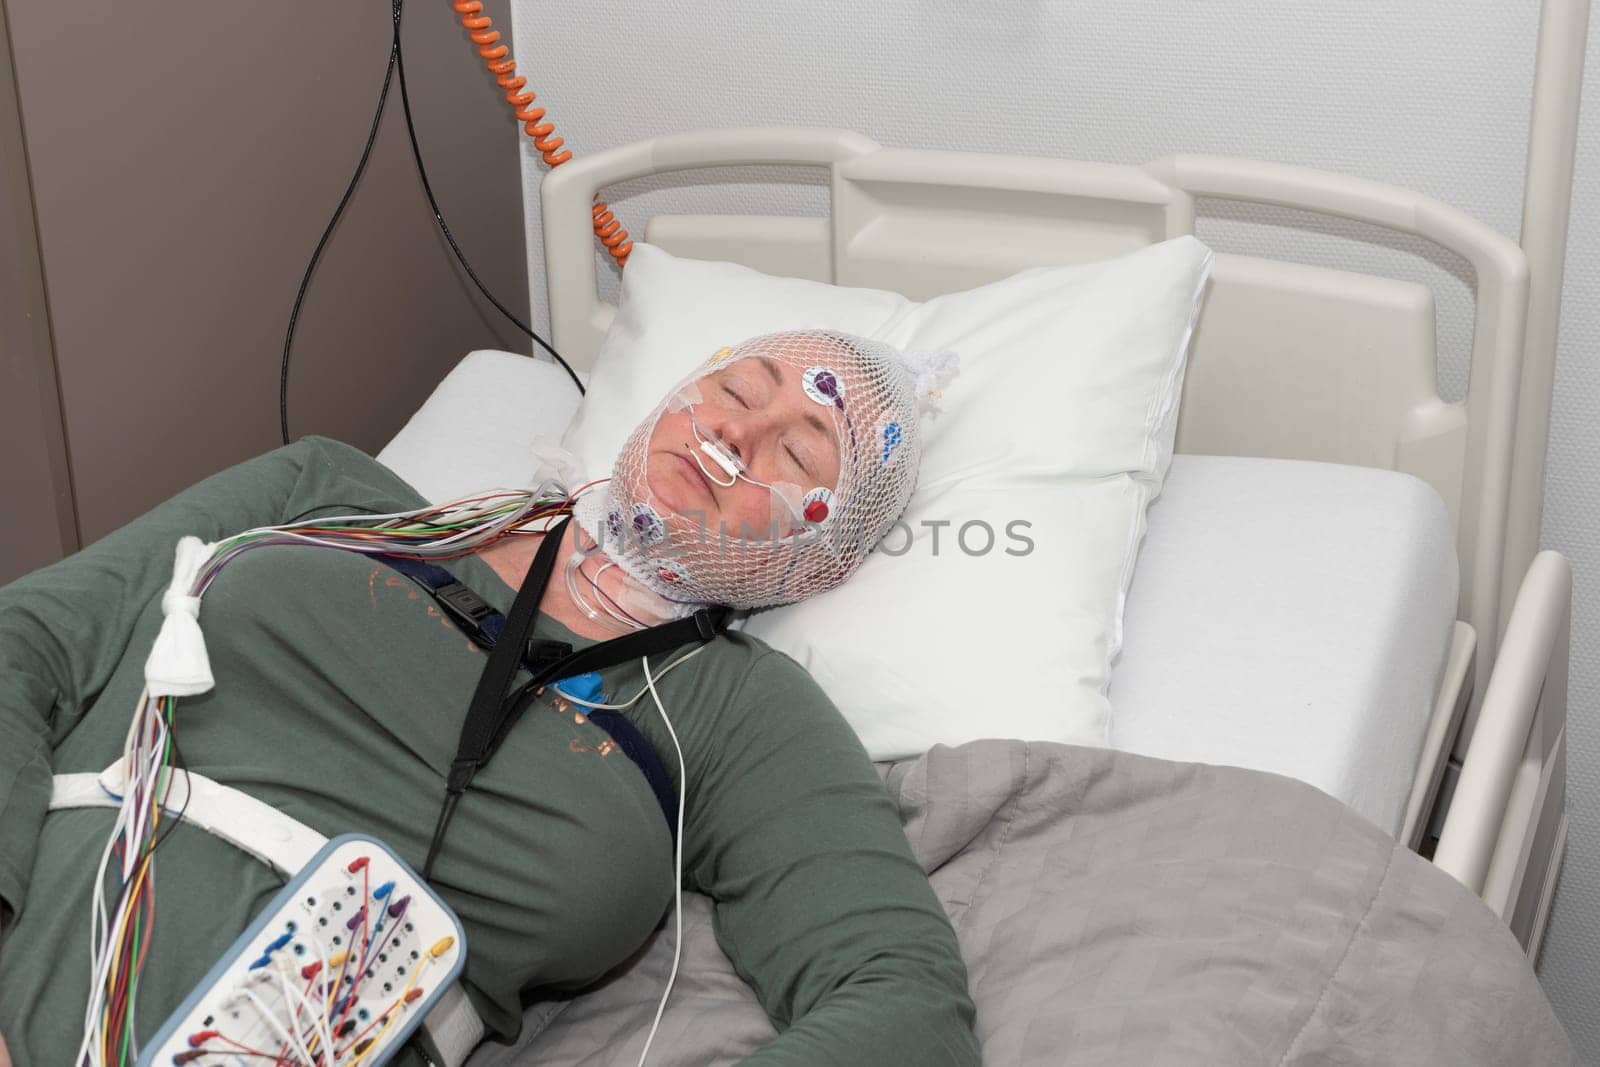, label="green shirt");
[0,437,978,1065]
